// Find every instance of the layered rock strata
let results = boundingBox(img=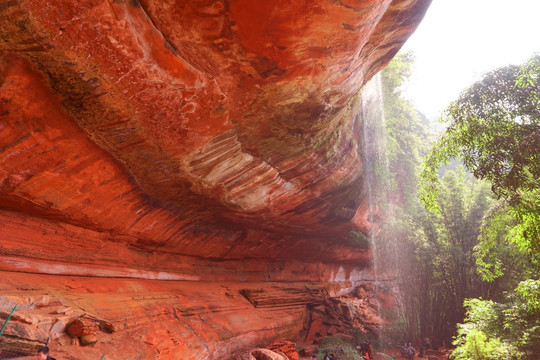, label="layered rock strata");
[0,275,395,359]
[0,0,430,358]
